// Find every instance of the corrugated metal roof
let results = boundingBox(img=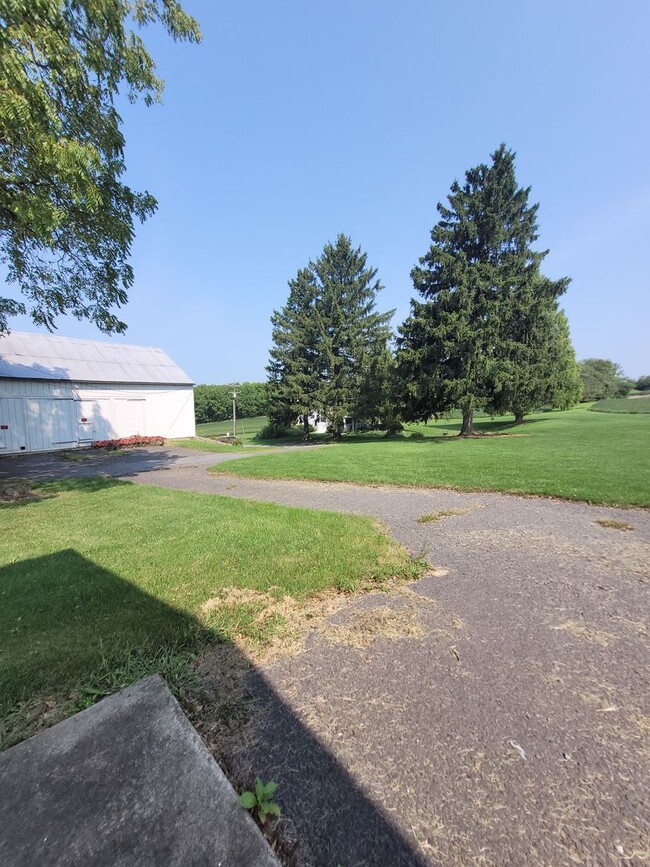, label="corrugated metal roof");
[0,332,193,385]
